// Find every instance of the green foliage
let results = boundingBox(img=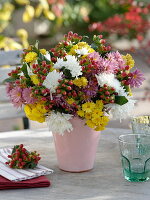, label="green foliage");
[115,96,128,105]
